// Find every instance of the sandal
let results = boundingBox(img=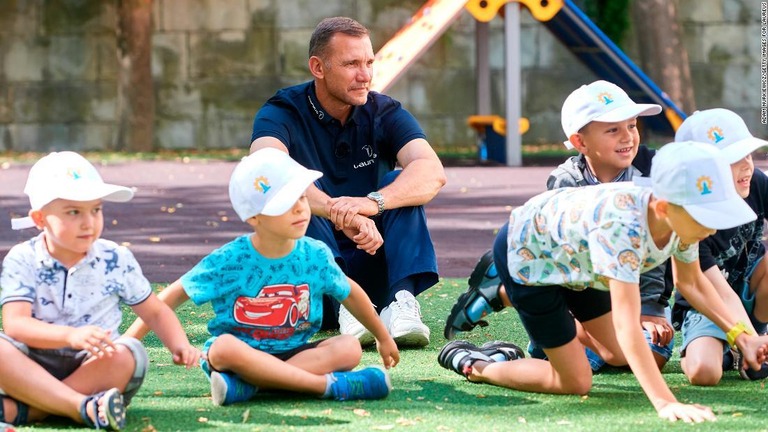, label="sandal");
[79,388,126,430]
[444,250,505,339]
[0,394,28,426]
